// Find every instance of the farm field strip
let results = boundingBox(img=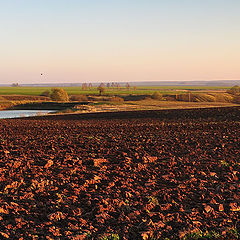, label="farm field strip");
[0,86,231,96]
[0,107,239,239]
